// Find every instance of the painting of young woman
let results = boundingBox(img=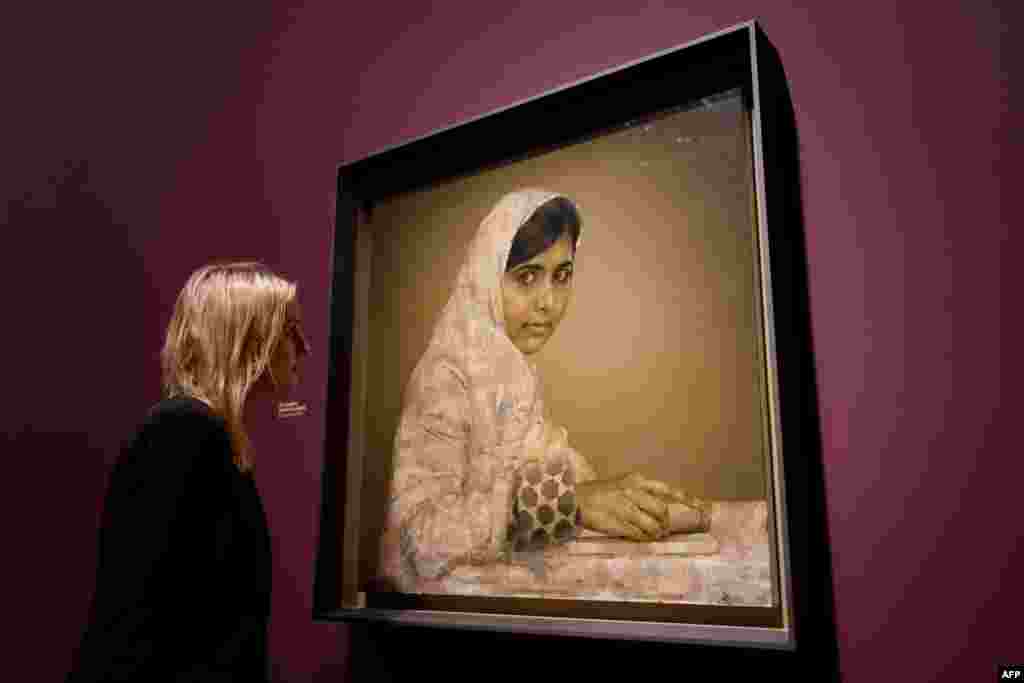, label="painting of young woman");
[356,93,777,607]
